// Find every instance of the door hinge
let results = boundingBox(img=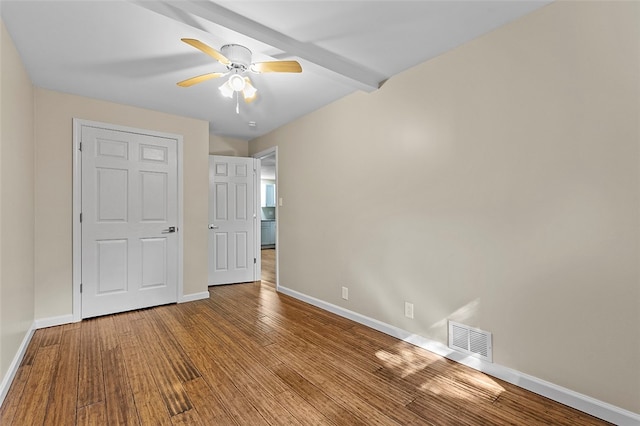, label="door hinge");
[254,258,257,264]
[79,142,82,151]
[80,212,83,223]
[80,283,83,293]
